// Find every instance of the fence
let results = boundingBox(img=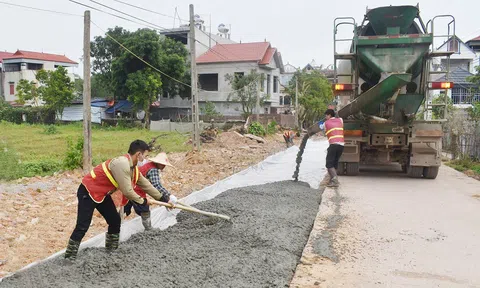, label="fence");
[443,132,480,160]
